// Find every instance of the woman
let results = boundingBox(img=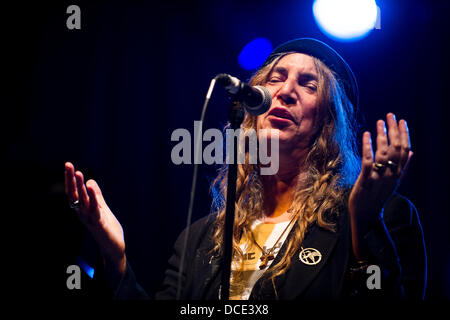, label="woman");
[64,38,426,300]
